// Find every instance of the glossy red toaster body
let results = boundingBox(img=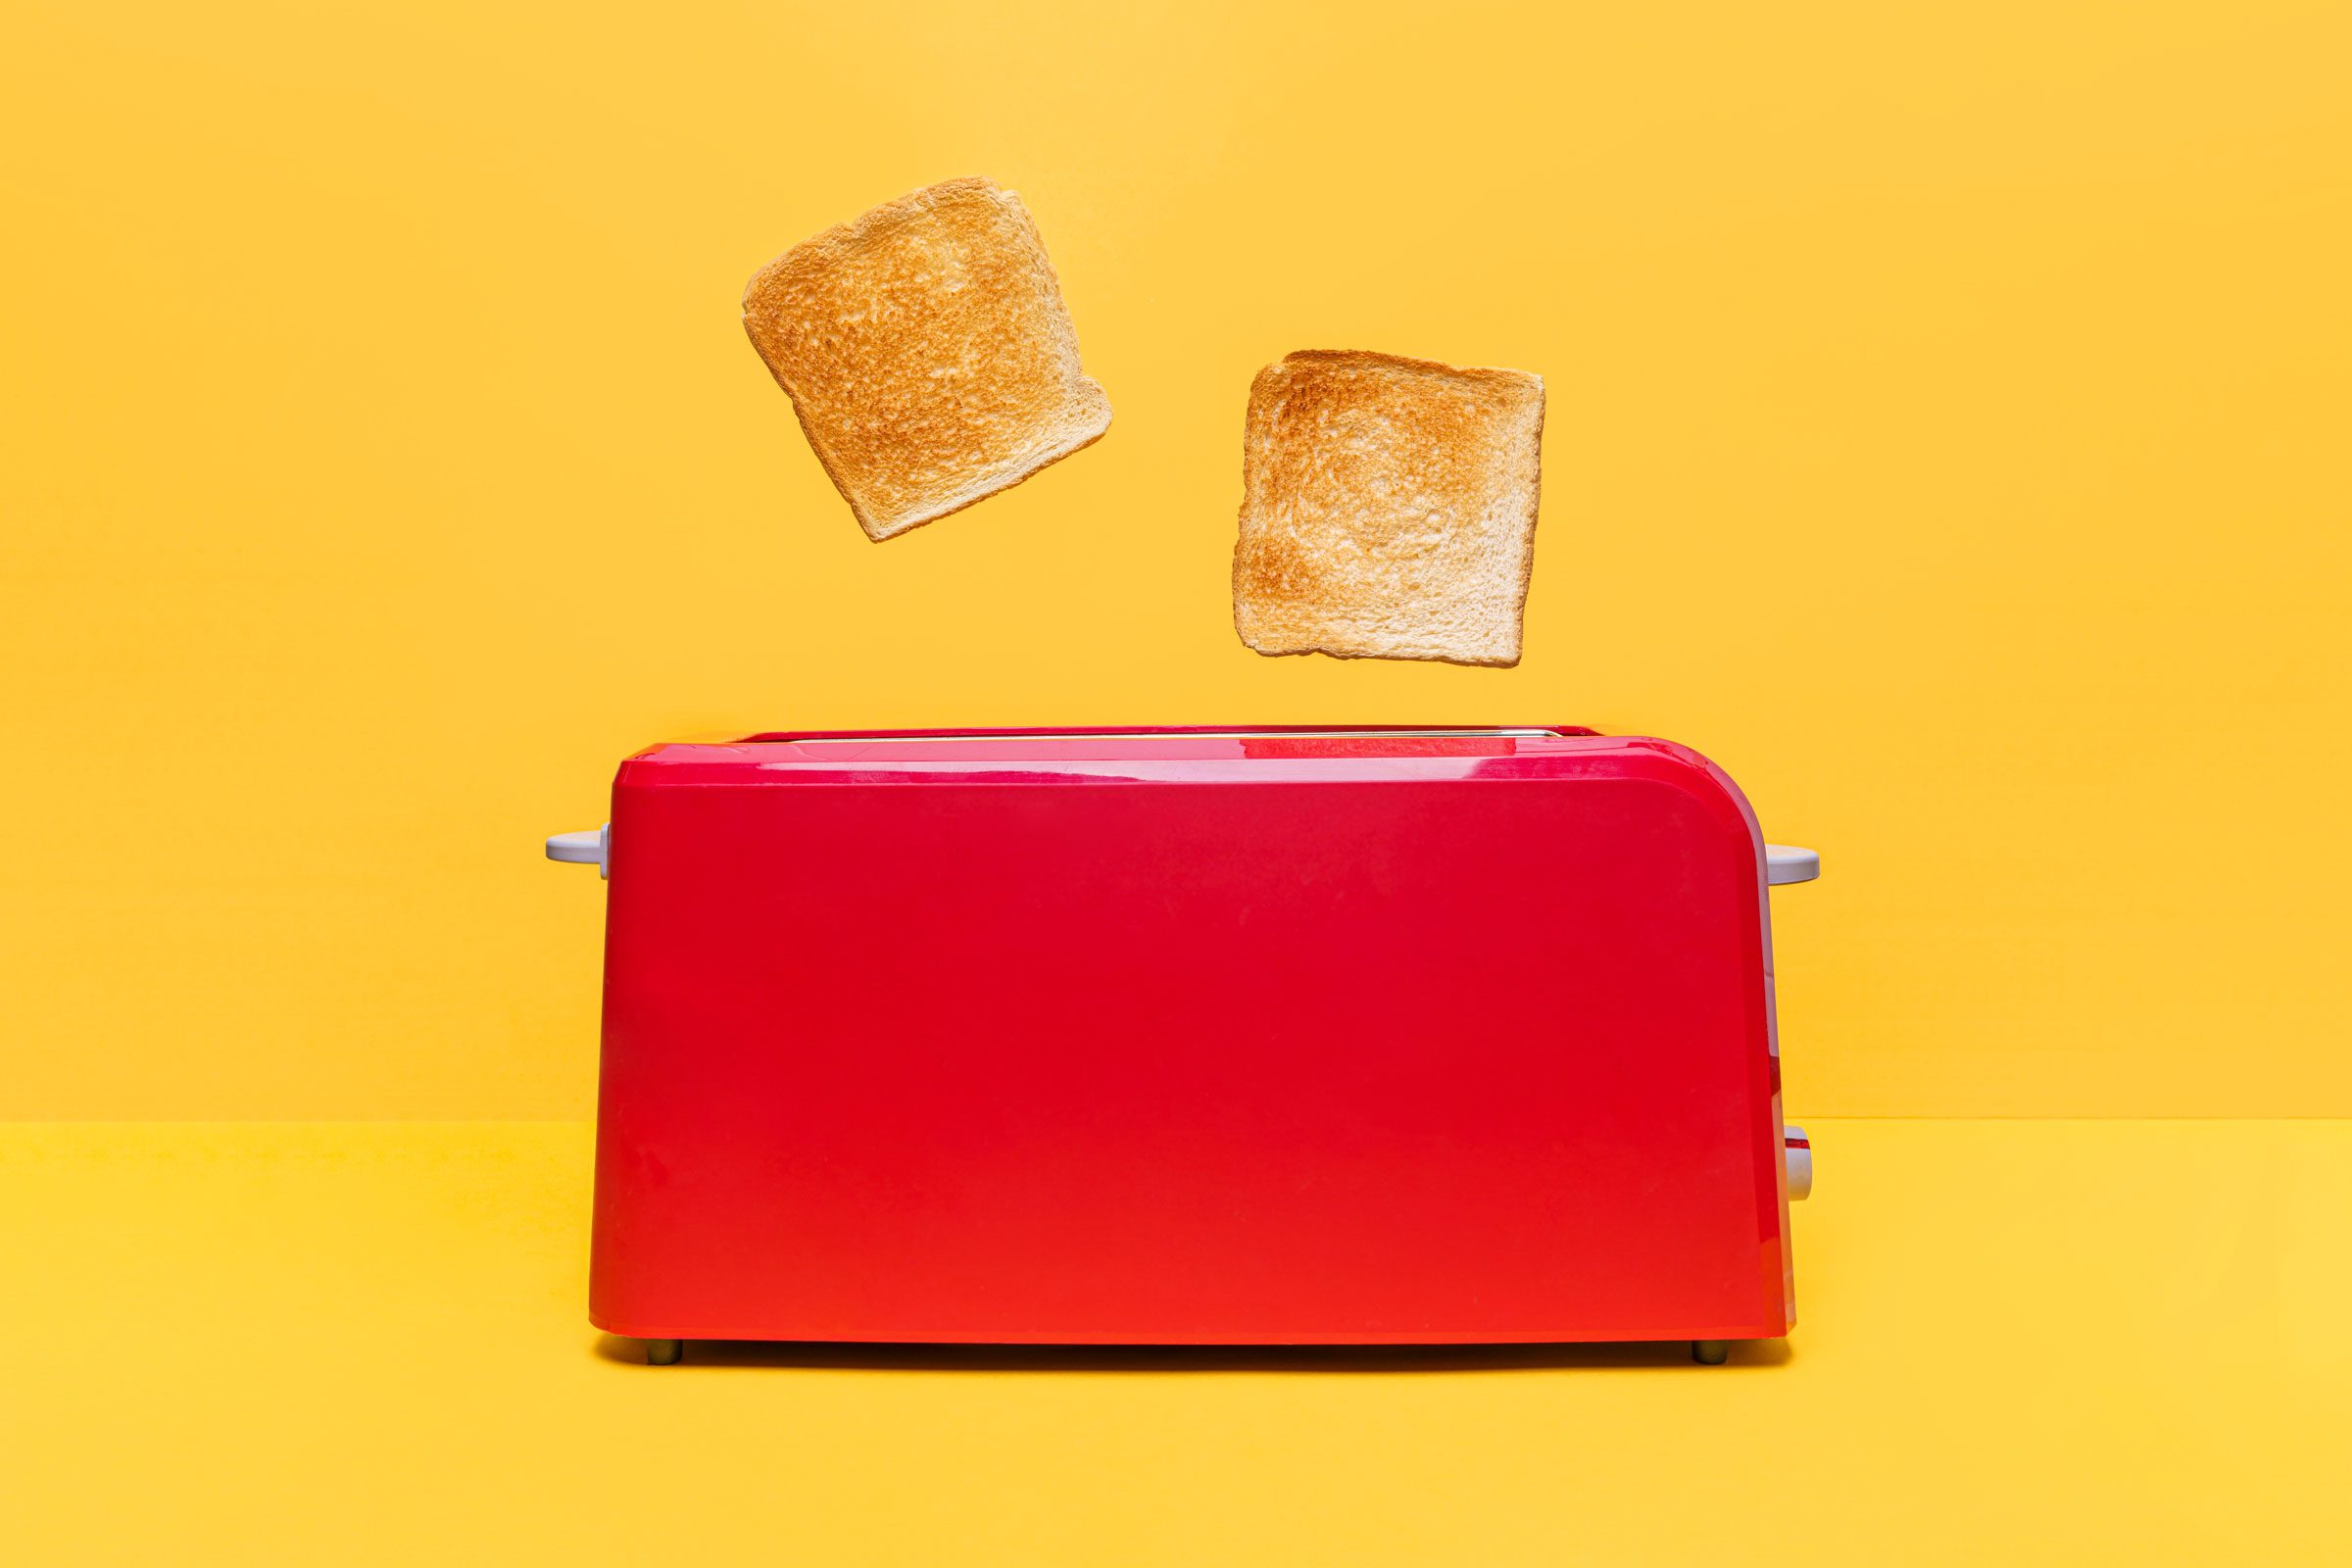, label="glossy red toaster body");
[550,726,1816,1354]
